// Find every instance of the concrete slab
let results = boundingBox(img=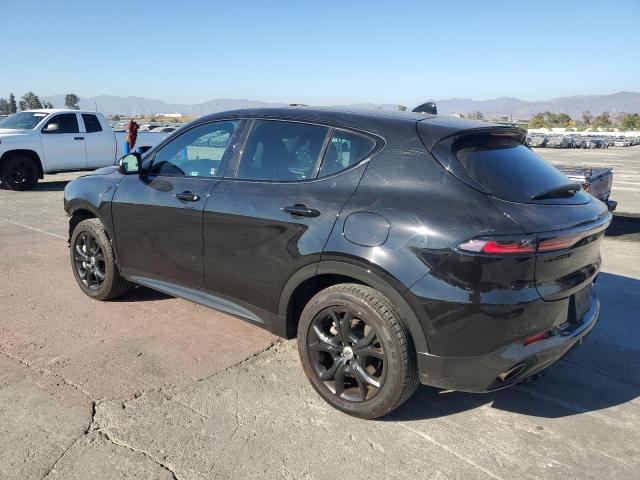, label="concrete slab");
[1,172,639,480]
